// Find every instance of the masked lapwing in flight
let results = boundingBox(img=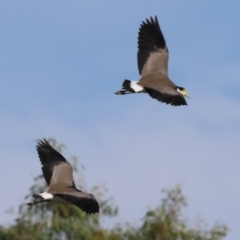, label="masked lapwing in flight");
[27,139,99,214]
[115,16,189,106]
